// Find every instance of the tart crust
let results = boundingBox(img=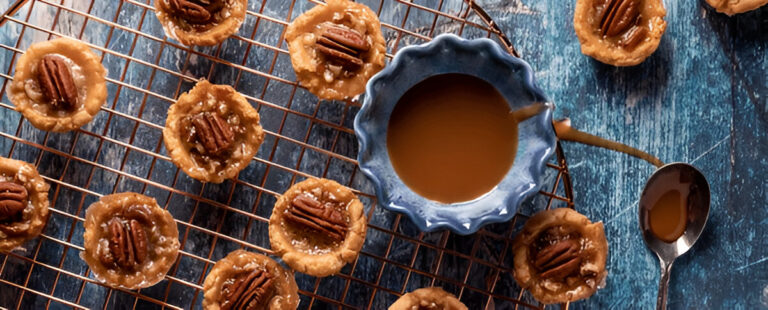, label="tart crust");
[81,193,180,289]
[163,79,264,183]
[0,157,50,252]
[202,250,299,310]
[155,0,247,46]
[574,0,667,66]
[268,178,366,277]
[388,287,468,310]
[285,0,386,100]
[706,0,768,15]
[8,38,107,132]
[512,208,608,304]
